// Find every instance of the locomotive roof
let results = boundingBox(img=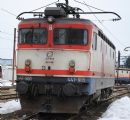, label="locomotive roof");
[20,18,93,24]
